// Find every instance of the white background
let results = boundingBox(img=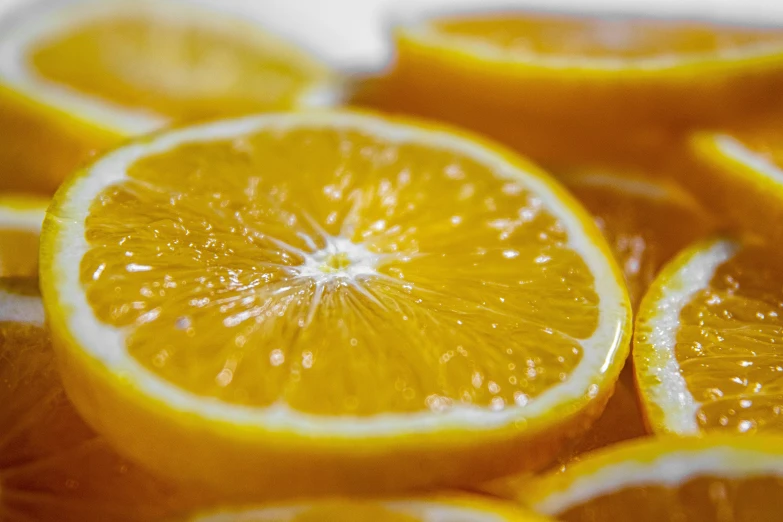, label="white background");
[1,0,783,70]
